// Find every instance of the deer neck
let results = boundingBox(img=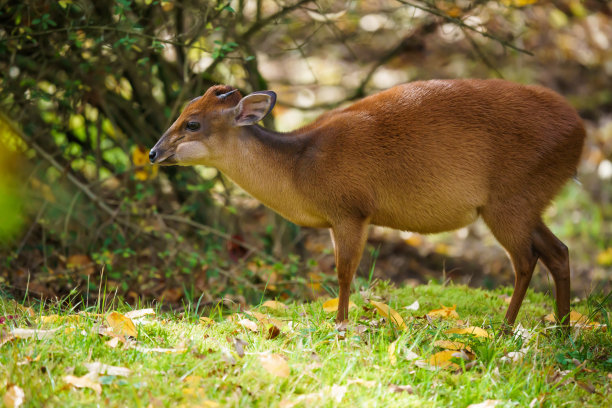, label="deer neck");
[215,125,311,215]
